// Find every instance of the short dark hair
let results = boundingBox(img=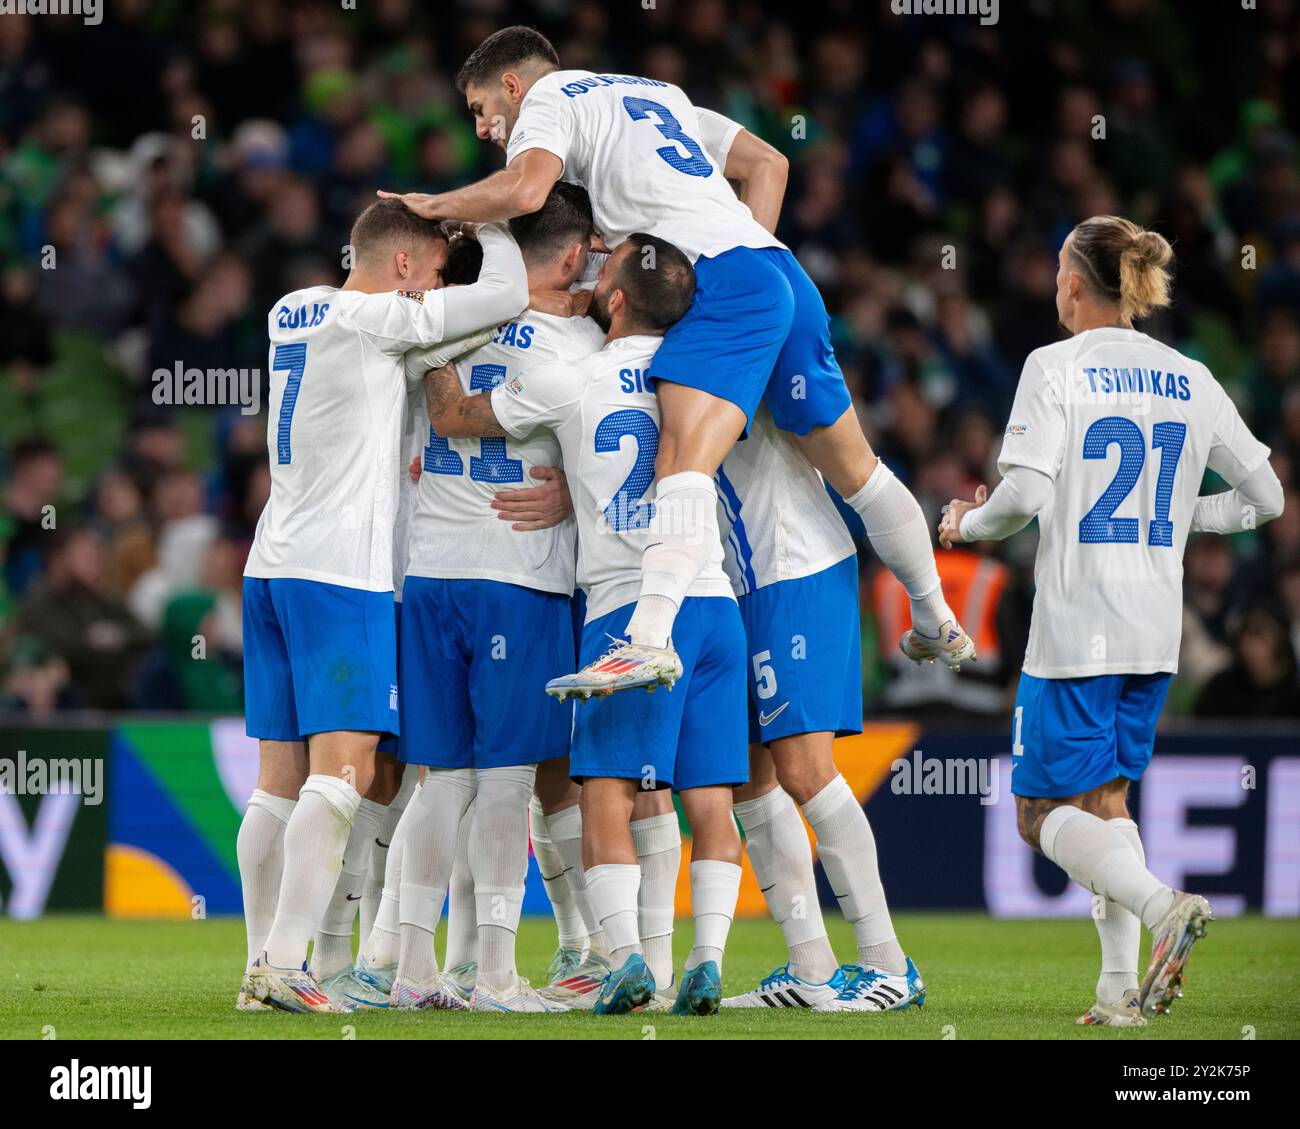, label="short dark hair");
[350,199,447,265]
[614,234,696,332]
[456,26,560,92]
[510,182,594,265]
[441,234,484,286]
[9,436,60,469]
